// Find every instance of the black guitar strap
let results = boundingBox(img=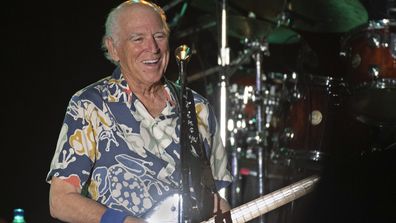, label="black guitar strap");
[185,87,217,189]
[166,79,217,221]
